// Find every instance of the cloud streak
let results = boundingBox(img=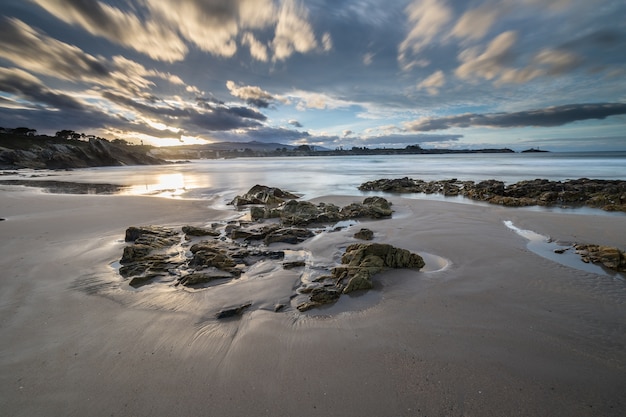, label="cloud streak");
[32,0,331,63]
[406,103,626,131]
